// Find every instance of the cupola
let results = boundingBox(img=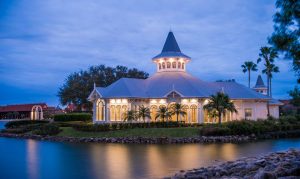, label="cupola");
[152,31,191,72]
[253,75,268,95]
